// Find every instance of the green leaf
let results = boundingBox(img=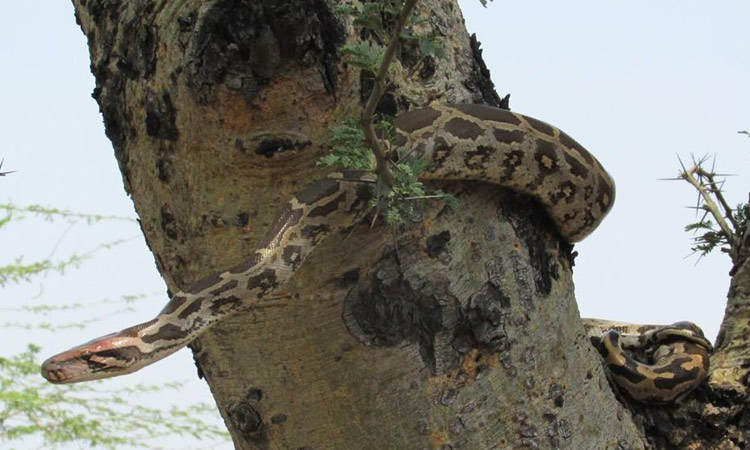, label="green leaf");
[342,41,385,74]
